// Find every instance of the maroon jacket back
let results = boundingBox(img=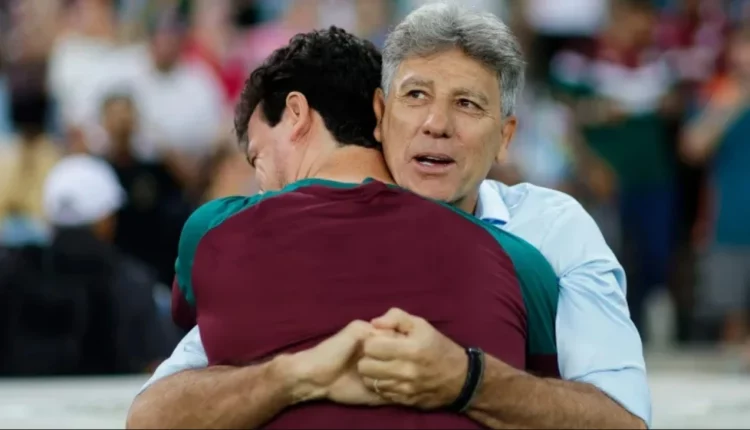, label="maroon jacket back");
[181,181,528,429]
